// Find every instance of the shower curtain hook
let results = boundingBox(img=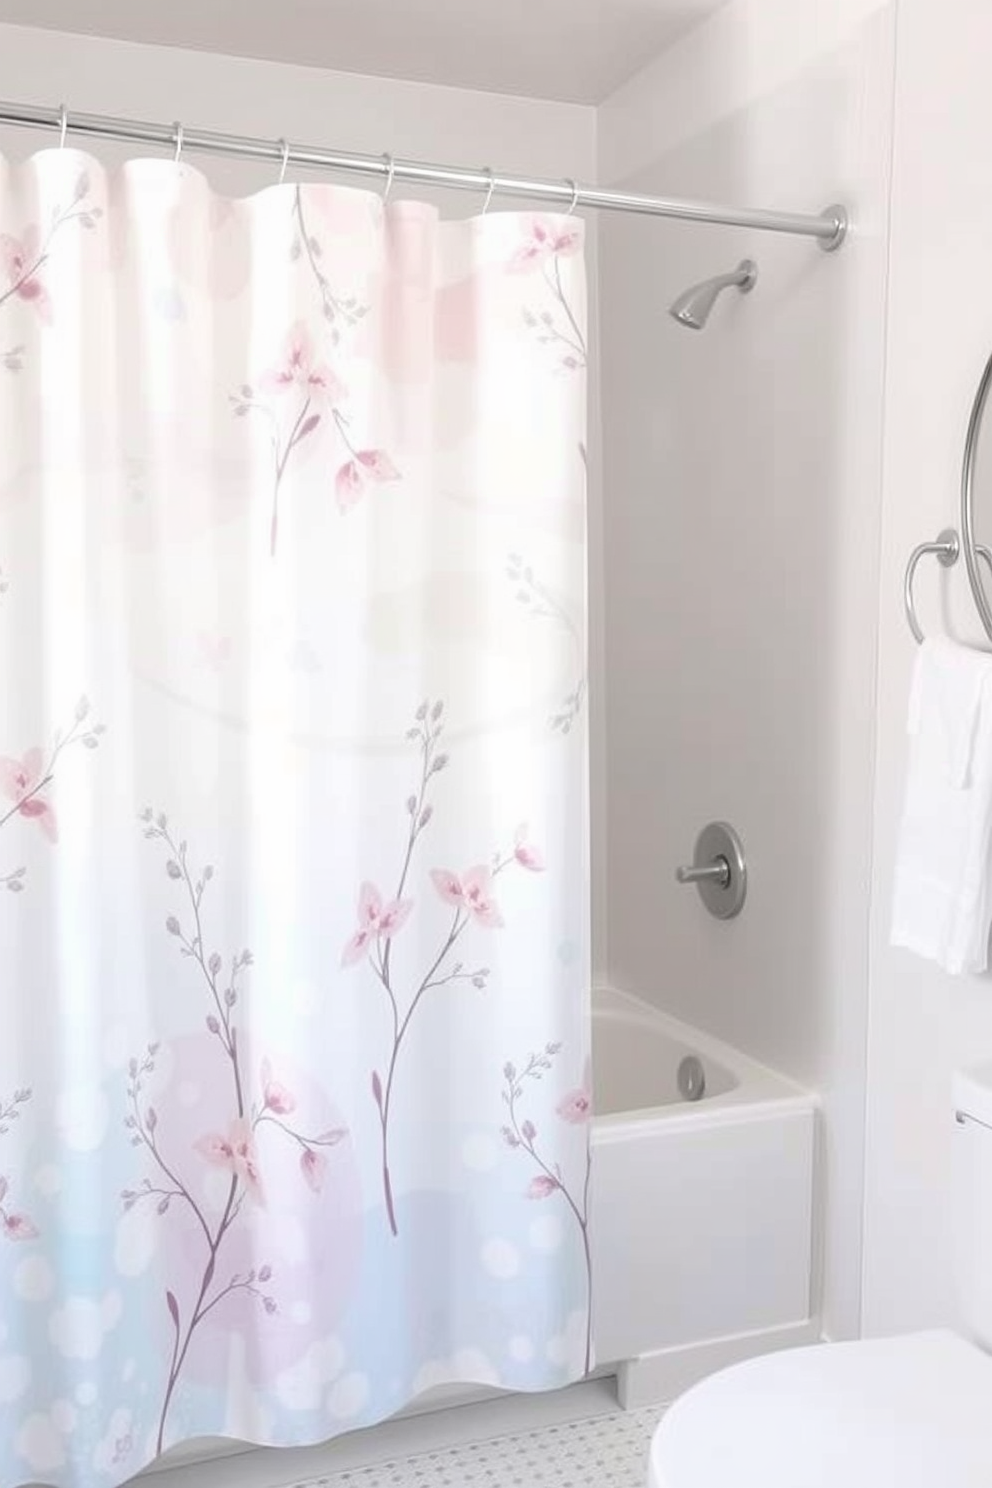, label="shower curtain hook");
[481,167,495,215]
[381,152,396,204]
[172,121,184,165]
[57,103,68,151]
[277,138,290,185]
[563,177,579,216]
